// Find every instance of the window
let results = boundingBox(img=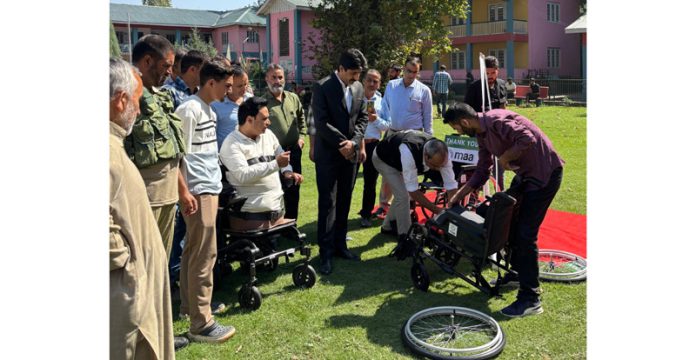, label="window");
[547,2,560,23]
[279,18,289,56]
[451,51,466,70]
[116,31,127,43]
[166,34,176,44]
[203,33,213,44]
[451,17,465,26]
[547,47,560,68]
[247,30,258,43]
[488,49,505,69]
[489,3,505,21]
[222,32,228,45]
